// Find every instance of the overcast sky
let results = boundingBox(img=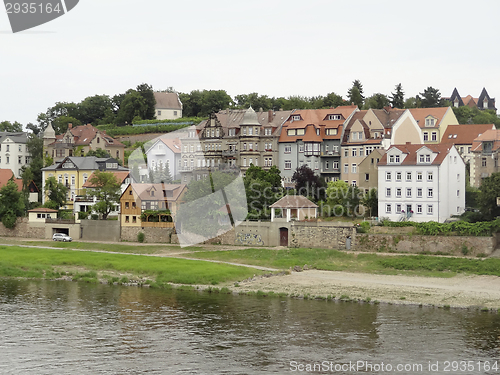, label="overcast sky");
[1,0,499,126]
